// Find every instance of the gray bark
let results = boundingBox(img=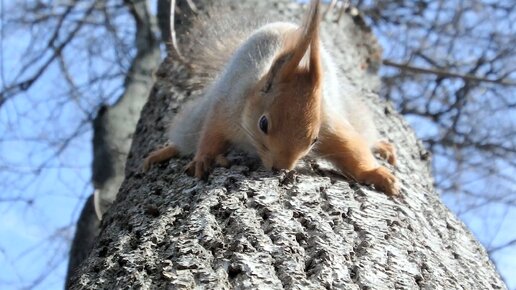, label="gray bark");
[65,0,161,286]
[65,195,99,289]
[69,1,506,289]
